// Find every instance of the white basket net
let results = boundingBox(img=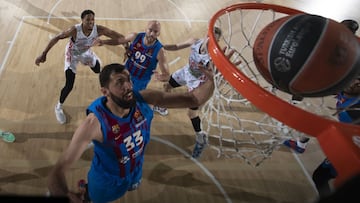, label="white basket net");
[201,3,346,166]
